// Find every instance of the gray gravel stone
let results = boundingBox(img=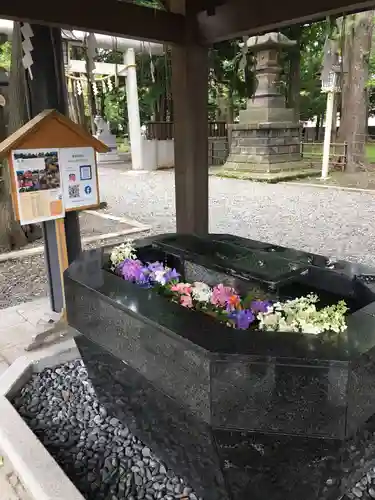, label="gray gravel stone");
[12,359,197,500]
